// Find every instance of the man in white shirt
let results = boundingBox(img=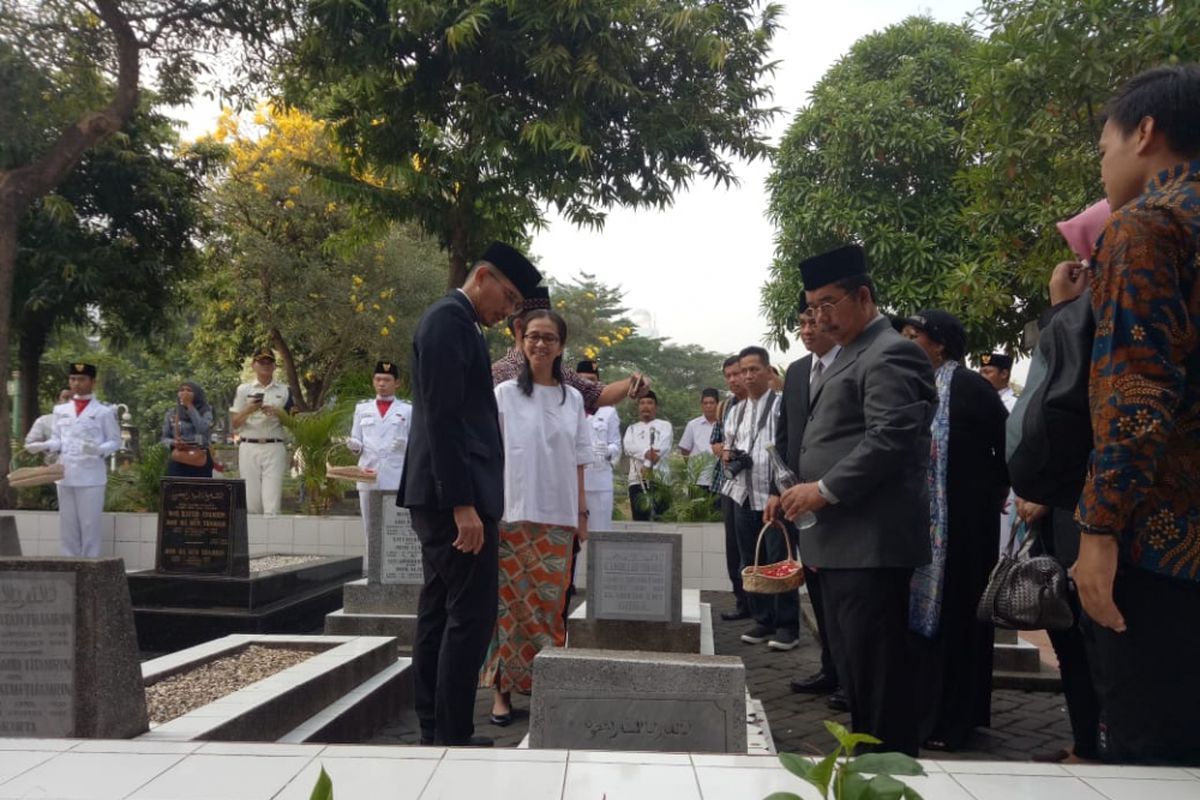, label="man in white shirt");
[576,360,621,530]
[714,356,750,621]
[623,391,673,521]
[725,346,799,652]
[678,388,720,490]
[979,352,1018,553]
[348,360,412,569]
[26,364,121,556]
[231,349,294,515]
[24,389,72,465]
